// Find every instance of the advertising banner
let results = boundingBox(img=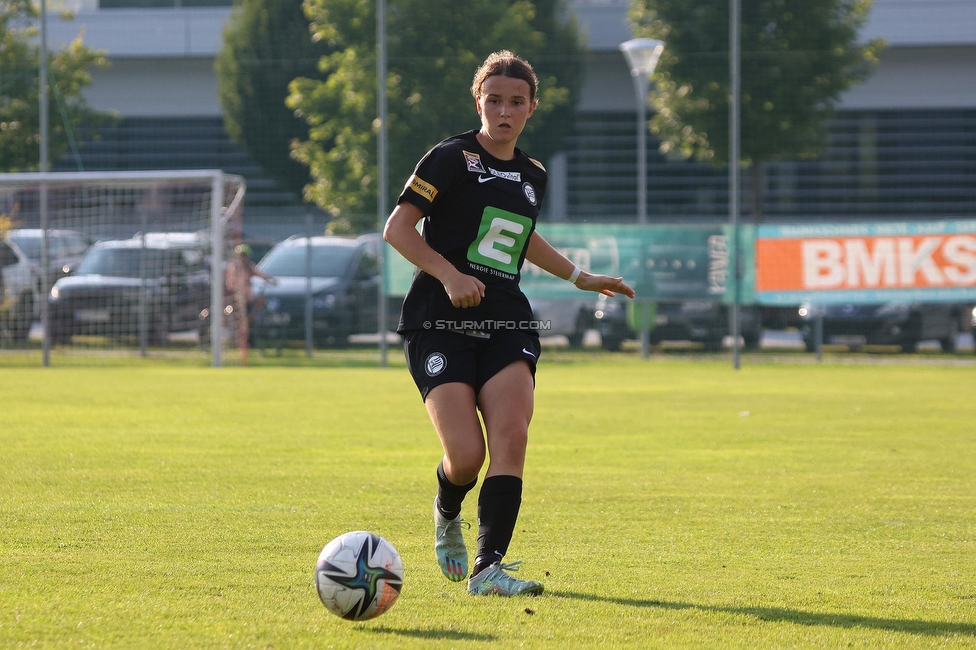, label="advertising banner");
[385,223,756,303]
[756,220,976,305]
